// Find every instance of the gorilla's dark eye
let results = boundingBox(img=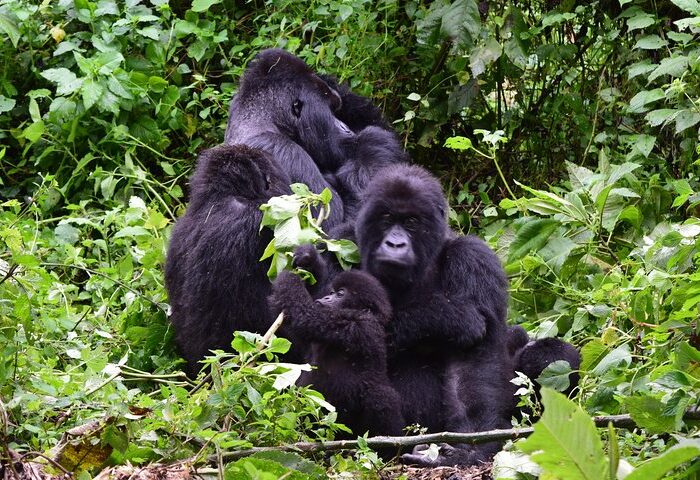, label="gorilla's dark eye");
[336,288,345,297]
[405,216,419,230]
[292,99,304,118]
[264,175,271,190]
